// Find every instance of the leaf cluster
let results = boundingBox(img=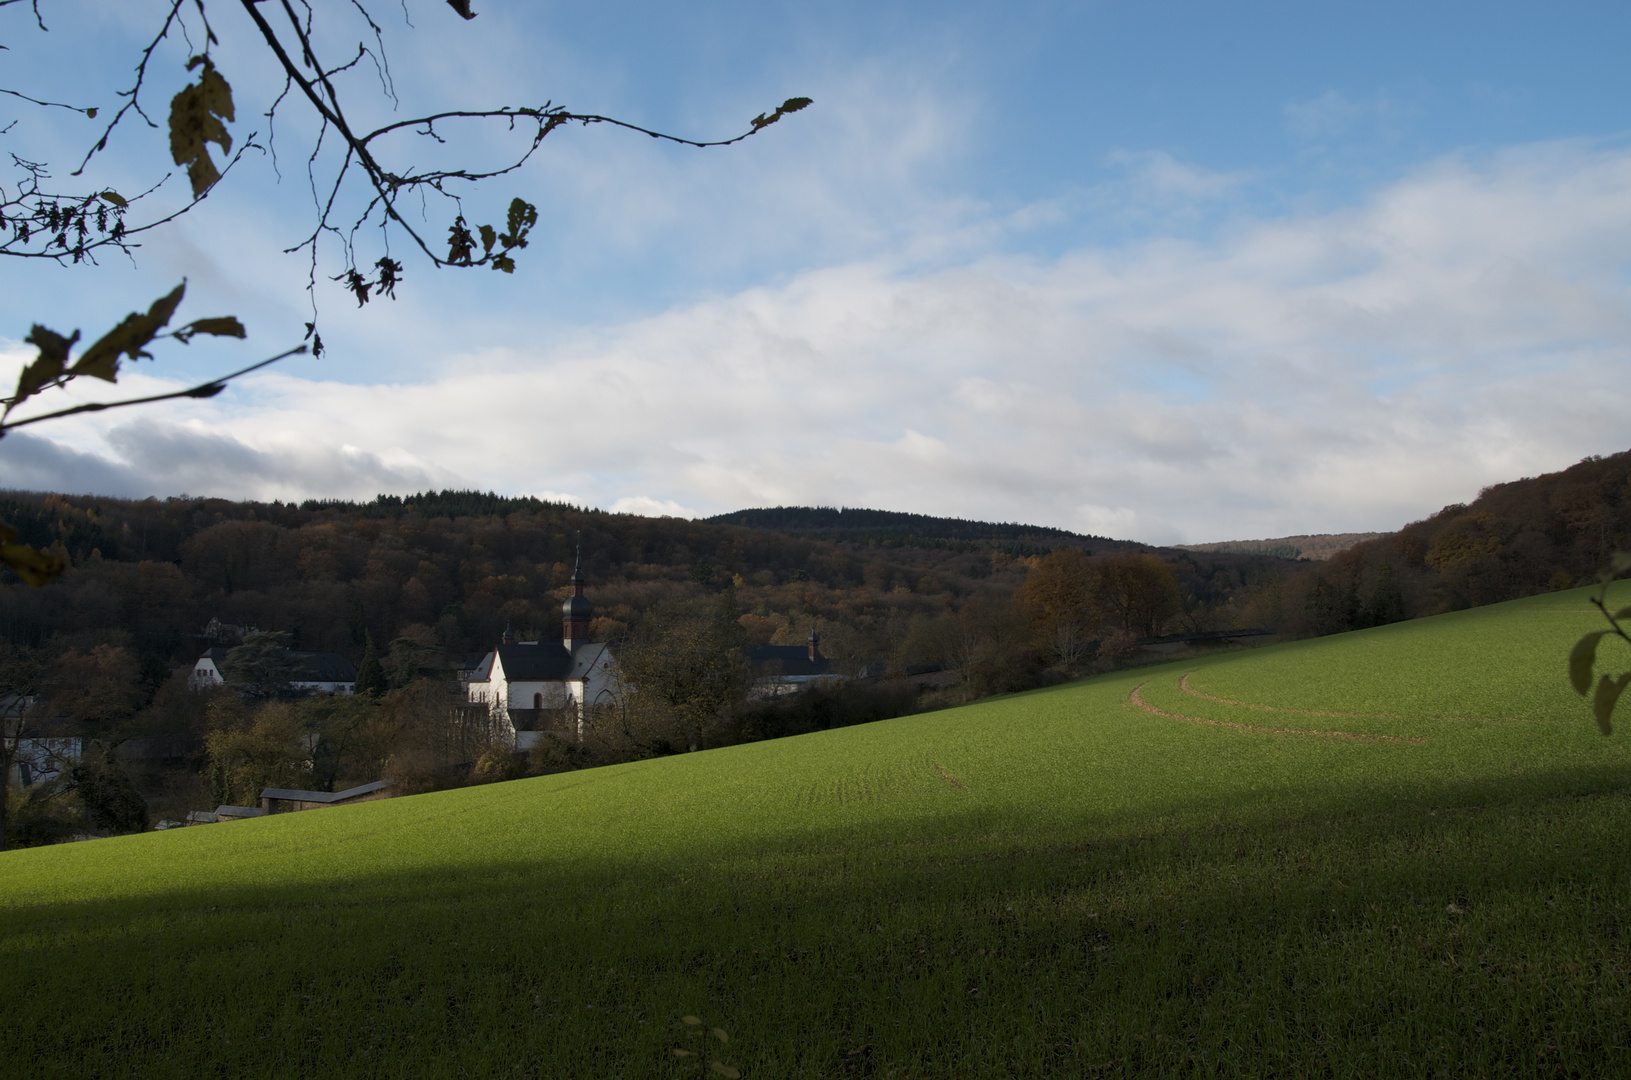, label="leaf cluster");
[1567,551,1631,733]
